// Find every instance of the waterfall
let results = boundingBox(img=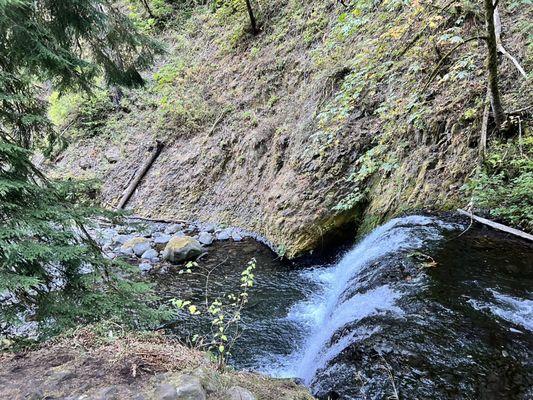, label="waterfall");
[280,215,457,384]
